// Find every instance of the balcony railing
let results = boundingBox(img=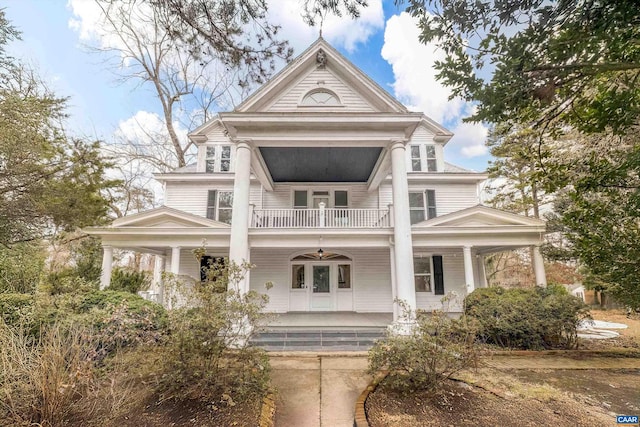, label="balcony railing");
[251,207,391,228]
